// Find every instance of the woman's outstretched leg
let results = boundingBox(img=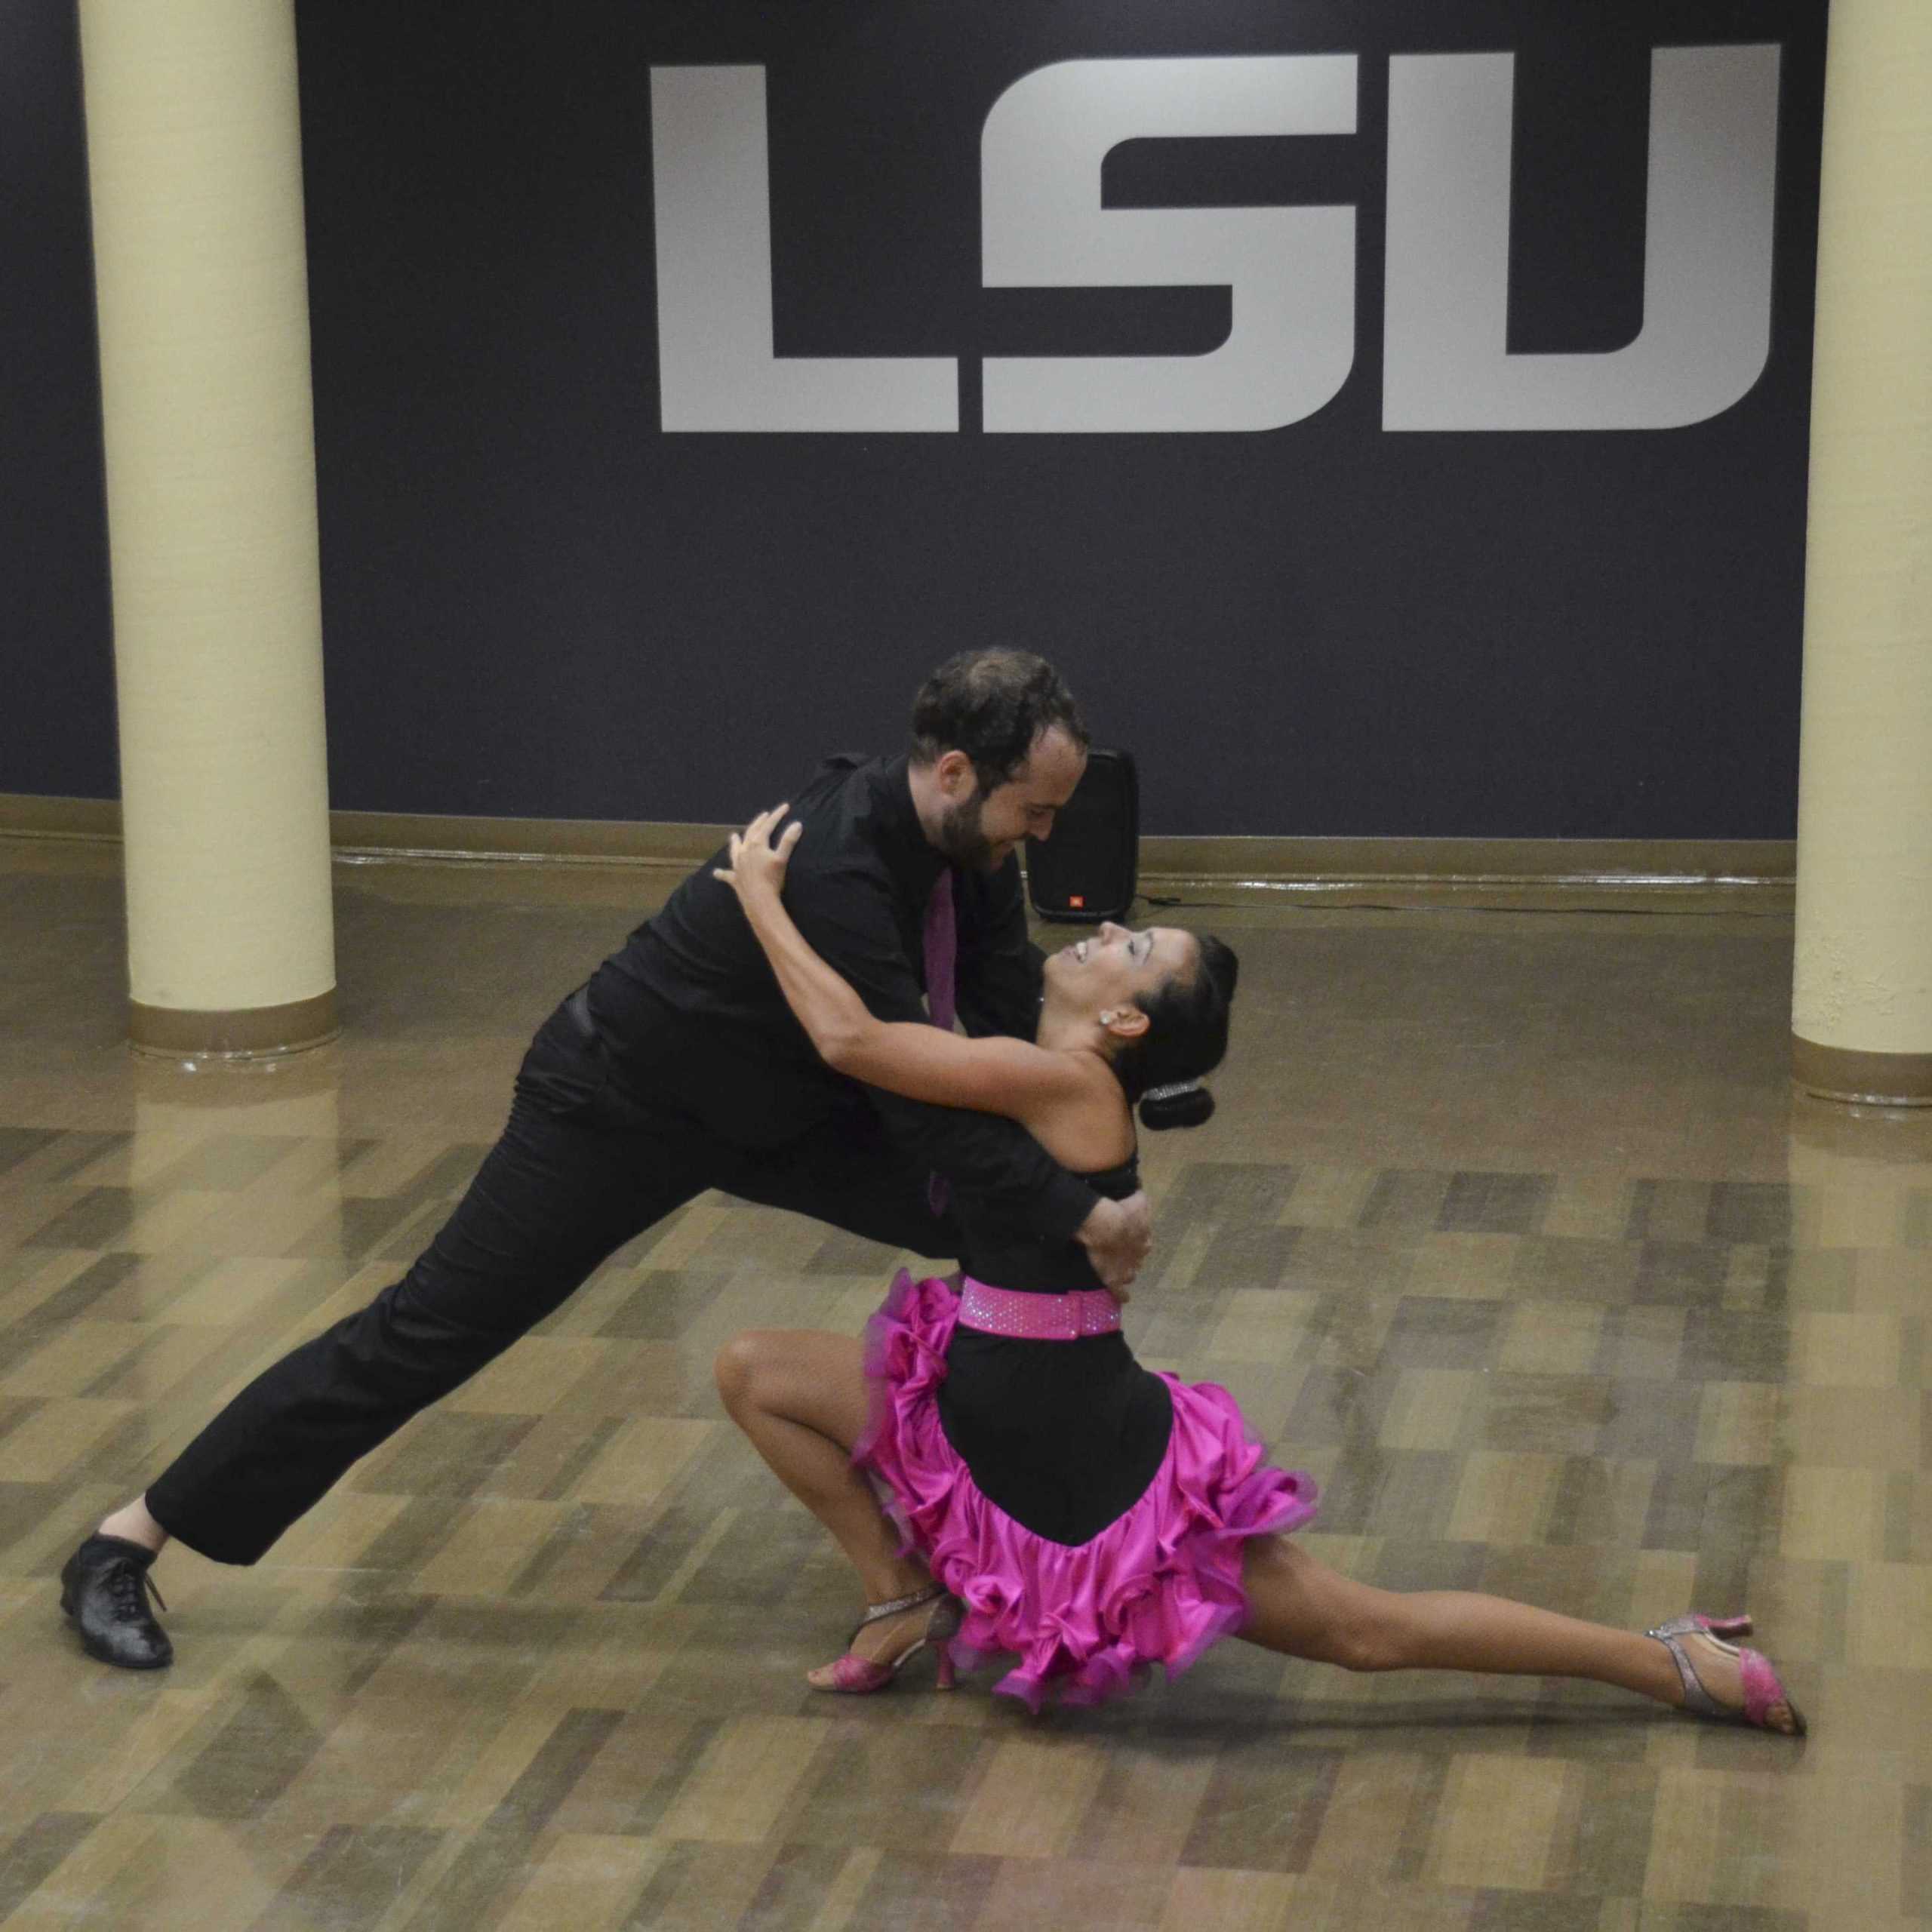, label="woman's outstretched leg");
[1236,1535,1800,1733]
[714,1327,936,1677]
